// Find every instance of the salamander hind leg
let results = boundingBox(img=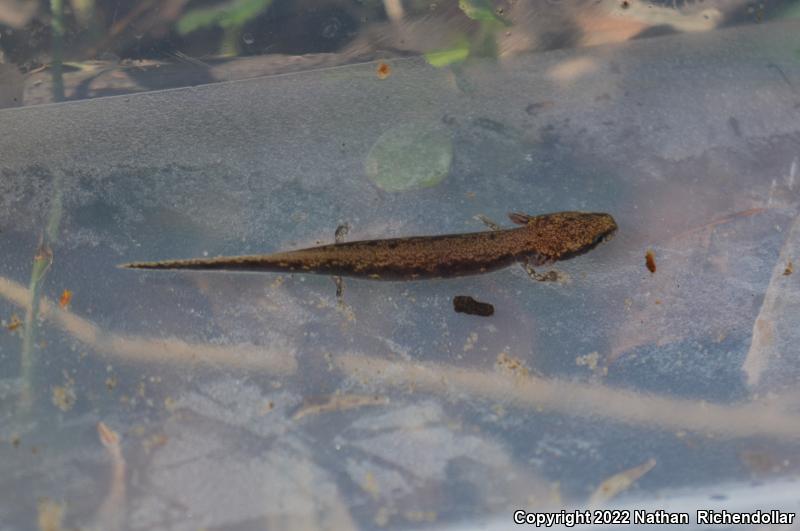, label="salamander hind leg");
[474,214,502,231]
